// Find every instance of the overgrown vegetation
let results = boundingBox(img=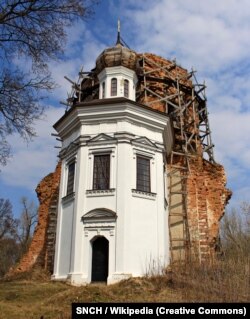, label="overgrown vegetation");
[220,201,250,258]
[0,202,249,318]
[0,255,249,319]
